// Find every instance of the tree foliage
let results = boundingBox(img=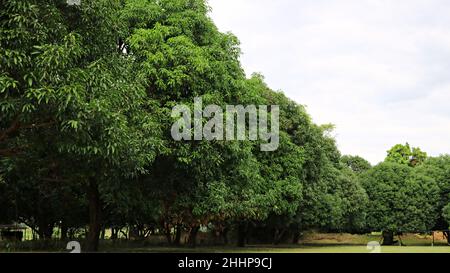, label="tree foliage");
[341,155,372,174]
[1,0,448,251]
[361,162,439,233]
[385,143,427,167]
